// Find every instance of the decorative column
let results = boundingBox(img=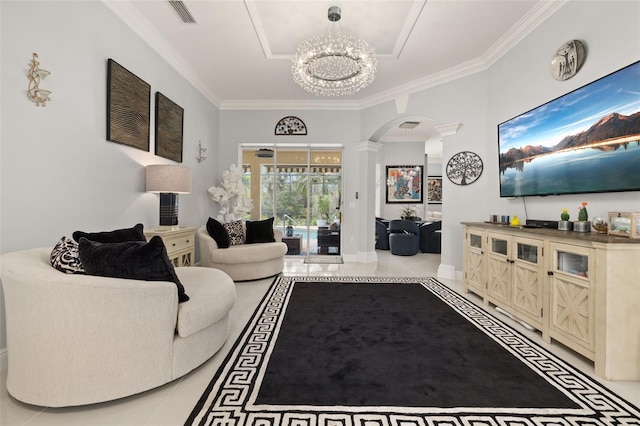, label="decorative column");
[355,141,381,263]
